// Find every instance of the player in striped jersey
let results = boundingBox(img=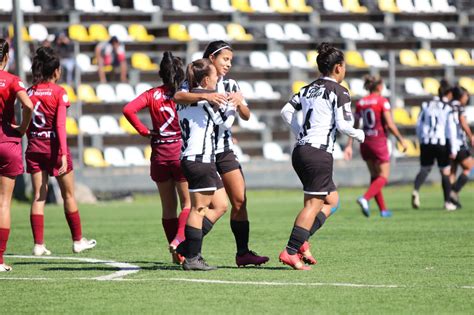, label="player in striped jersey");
[412,80,458,211]
[279,43,365,270]
[447,86,473,208]
[174,41,268,267]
